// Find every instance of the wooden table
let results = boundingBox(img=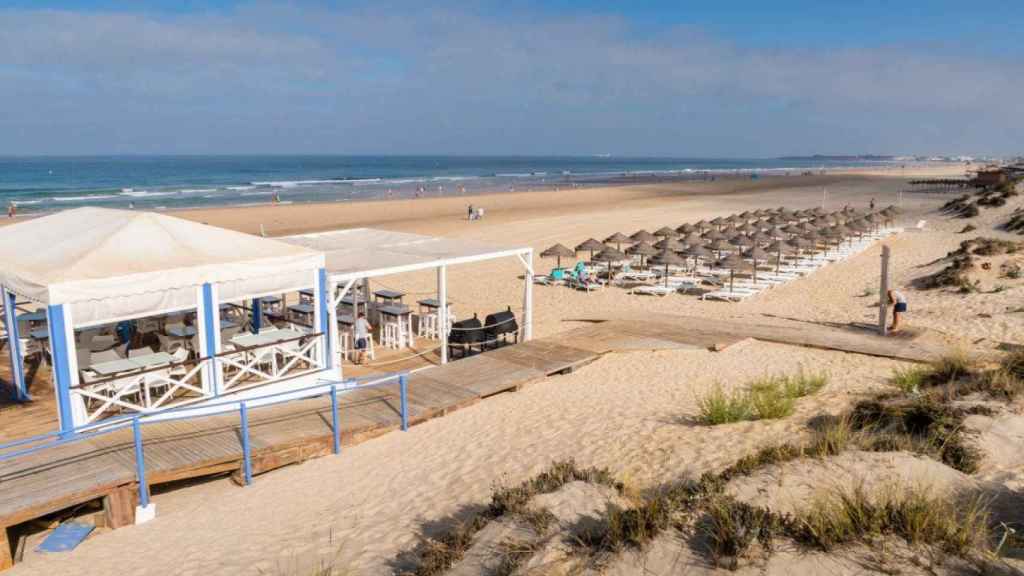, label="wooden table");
[377,304,413,348]
[373,289,406,306]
